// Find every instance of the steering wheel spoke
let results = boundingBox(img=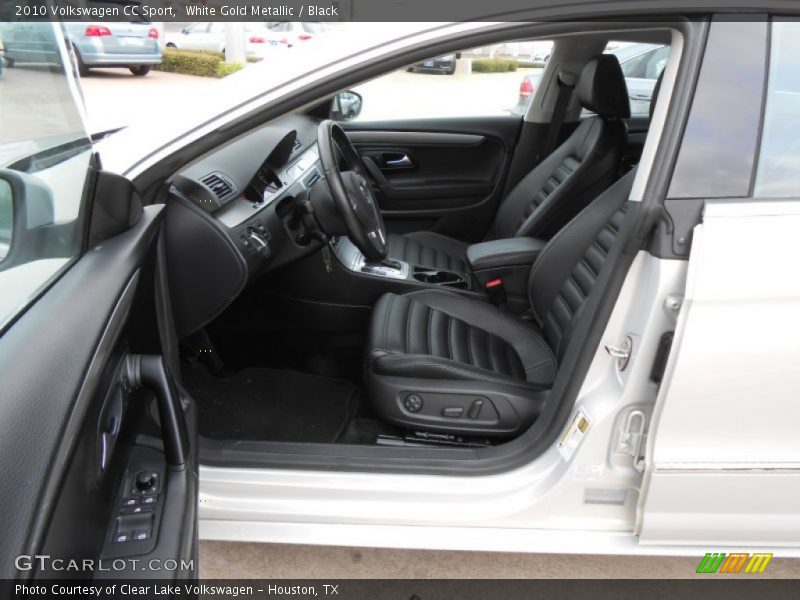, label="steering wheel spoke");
[317,120,388,263]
